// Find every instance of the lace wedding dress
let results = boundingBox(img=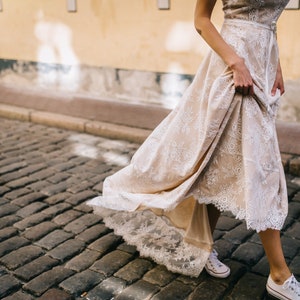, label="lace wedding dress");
[88,0,289,277]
